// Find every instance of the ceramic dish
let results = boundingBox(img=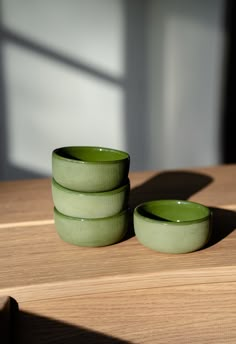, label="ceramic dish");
[134,200,211,254]
[52,146,130,192]
[54,207,129,247]
[52,178,130,218]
